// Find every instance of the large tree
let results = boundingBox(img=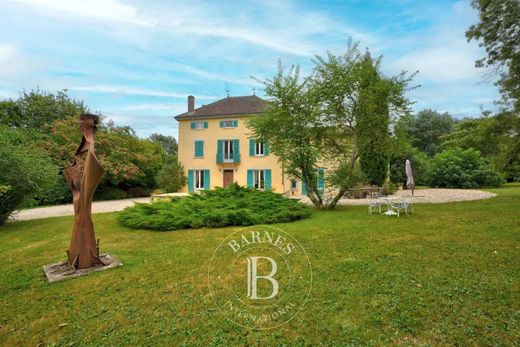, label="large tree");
[401,109,454,156]
[250,42,414,209]
[466,0,520,111]
[149,133,178,156]
[0,89,87,129]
